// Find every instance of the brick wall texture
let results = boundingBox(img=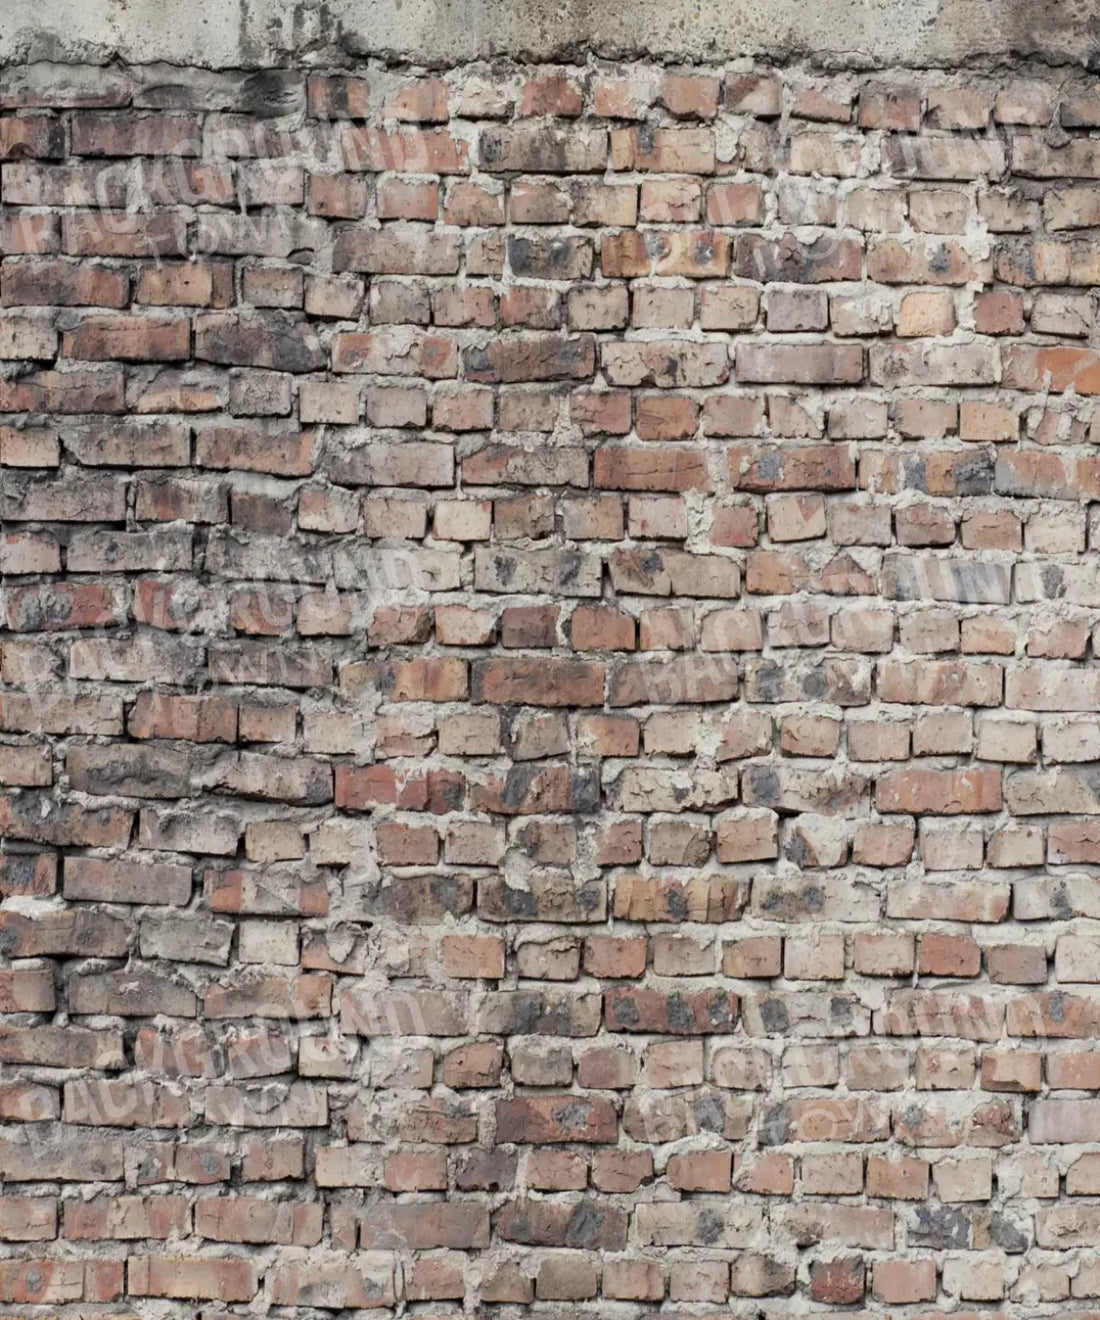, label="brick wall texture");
[5,53,1100,1314]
